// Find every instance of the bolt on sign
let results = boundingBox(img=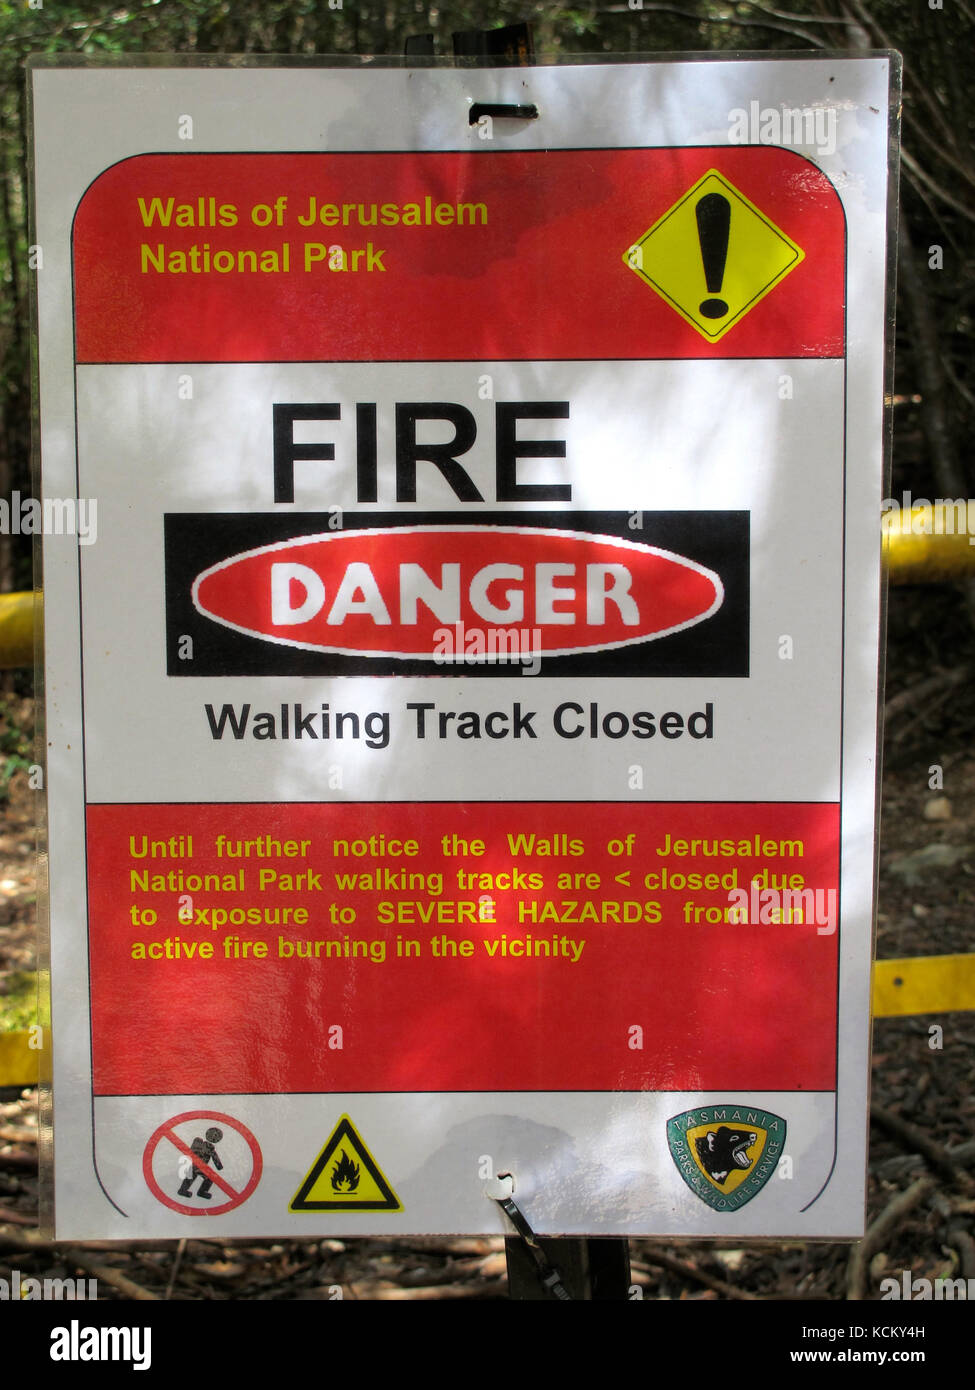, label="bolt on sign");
[30,56,898,1238]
